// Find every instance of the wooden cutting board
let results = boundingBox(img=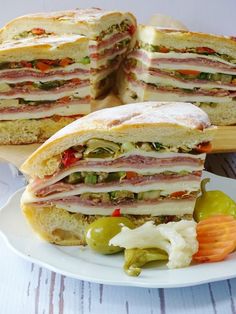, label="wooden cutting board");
[210,126,236,153]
